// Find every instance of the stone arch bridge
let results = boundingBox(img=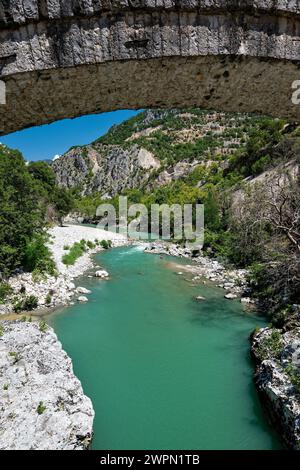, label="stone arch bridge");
[0,0,300,135]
